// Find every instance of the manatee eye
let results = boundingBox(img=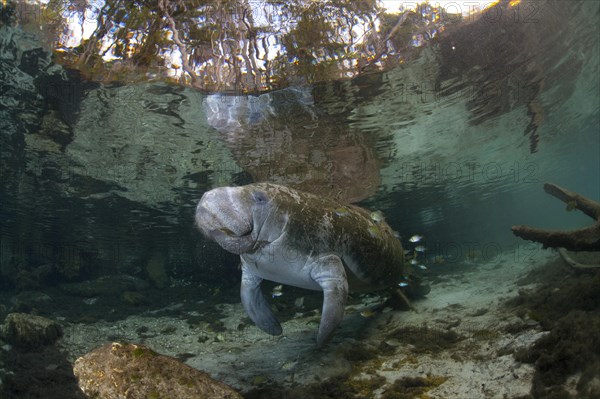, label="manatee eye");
[251,190,269,205]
